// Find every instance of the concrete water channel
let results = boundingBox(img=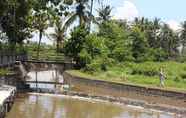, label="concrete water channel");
[0,59,185,118]
[5,67,185,118]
